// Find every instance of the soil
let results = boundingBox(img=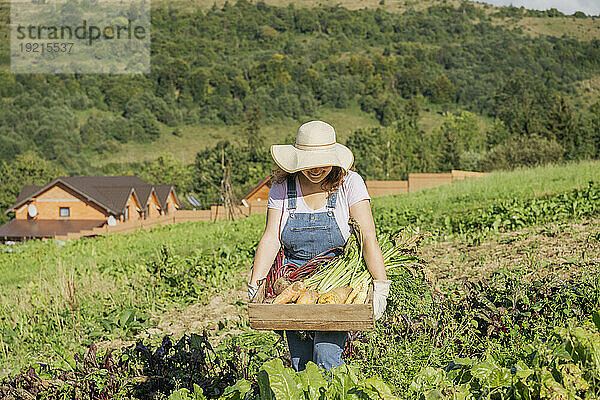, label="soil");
[420,216,600,290]
[96,271,249,351]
